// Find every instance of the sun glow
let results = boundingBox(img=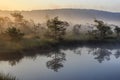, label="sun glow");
[0,0,119,12]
